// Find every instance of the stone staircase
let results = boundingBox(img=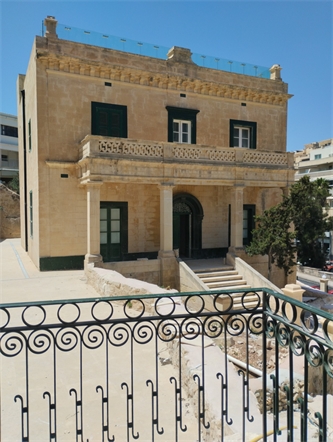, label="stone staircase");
[188,262,262,311]
[195,268,250,291]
